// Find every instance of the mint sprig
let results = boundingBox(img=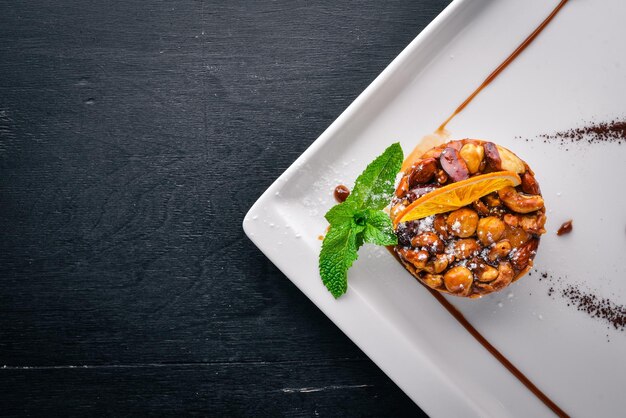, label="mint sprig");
[319,143,403,298]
